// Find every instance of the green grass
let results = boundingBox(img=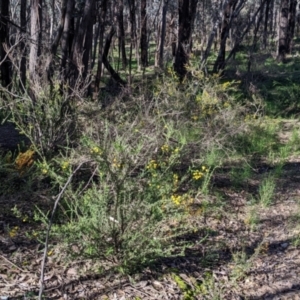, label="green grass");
[258,176,276,207]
